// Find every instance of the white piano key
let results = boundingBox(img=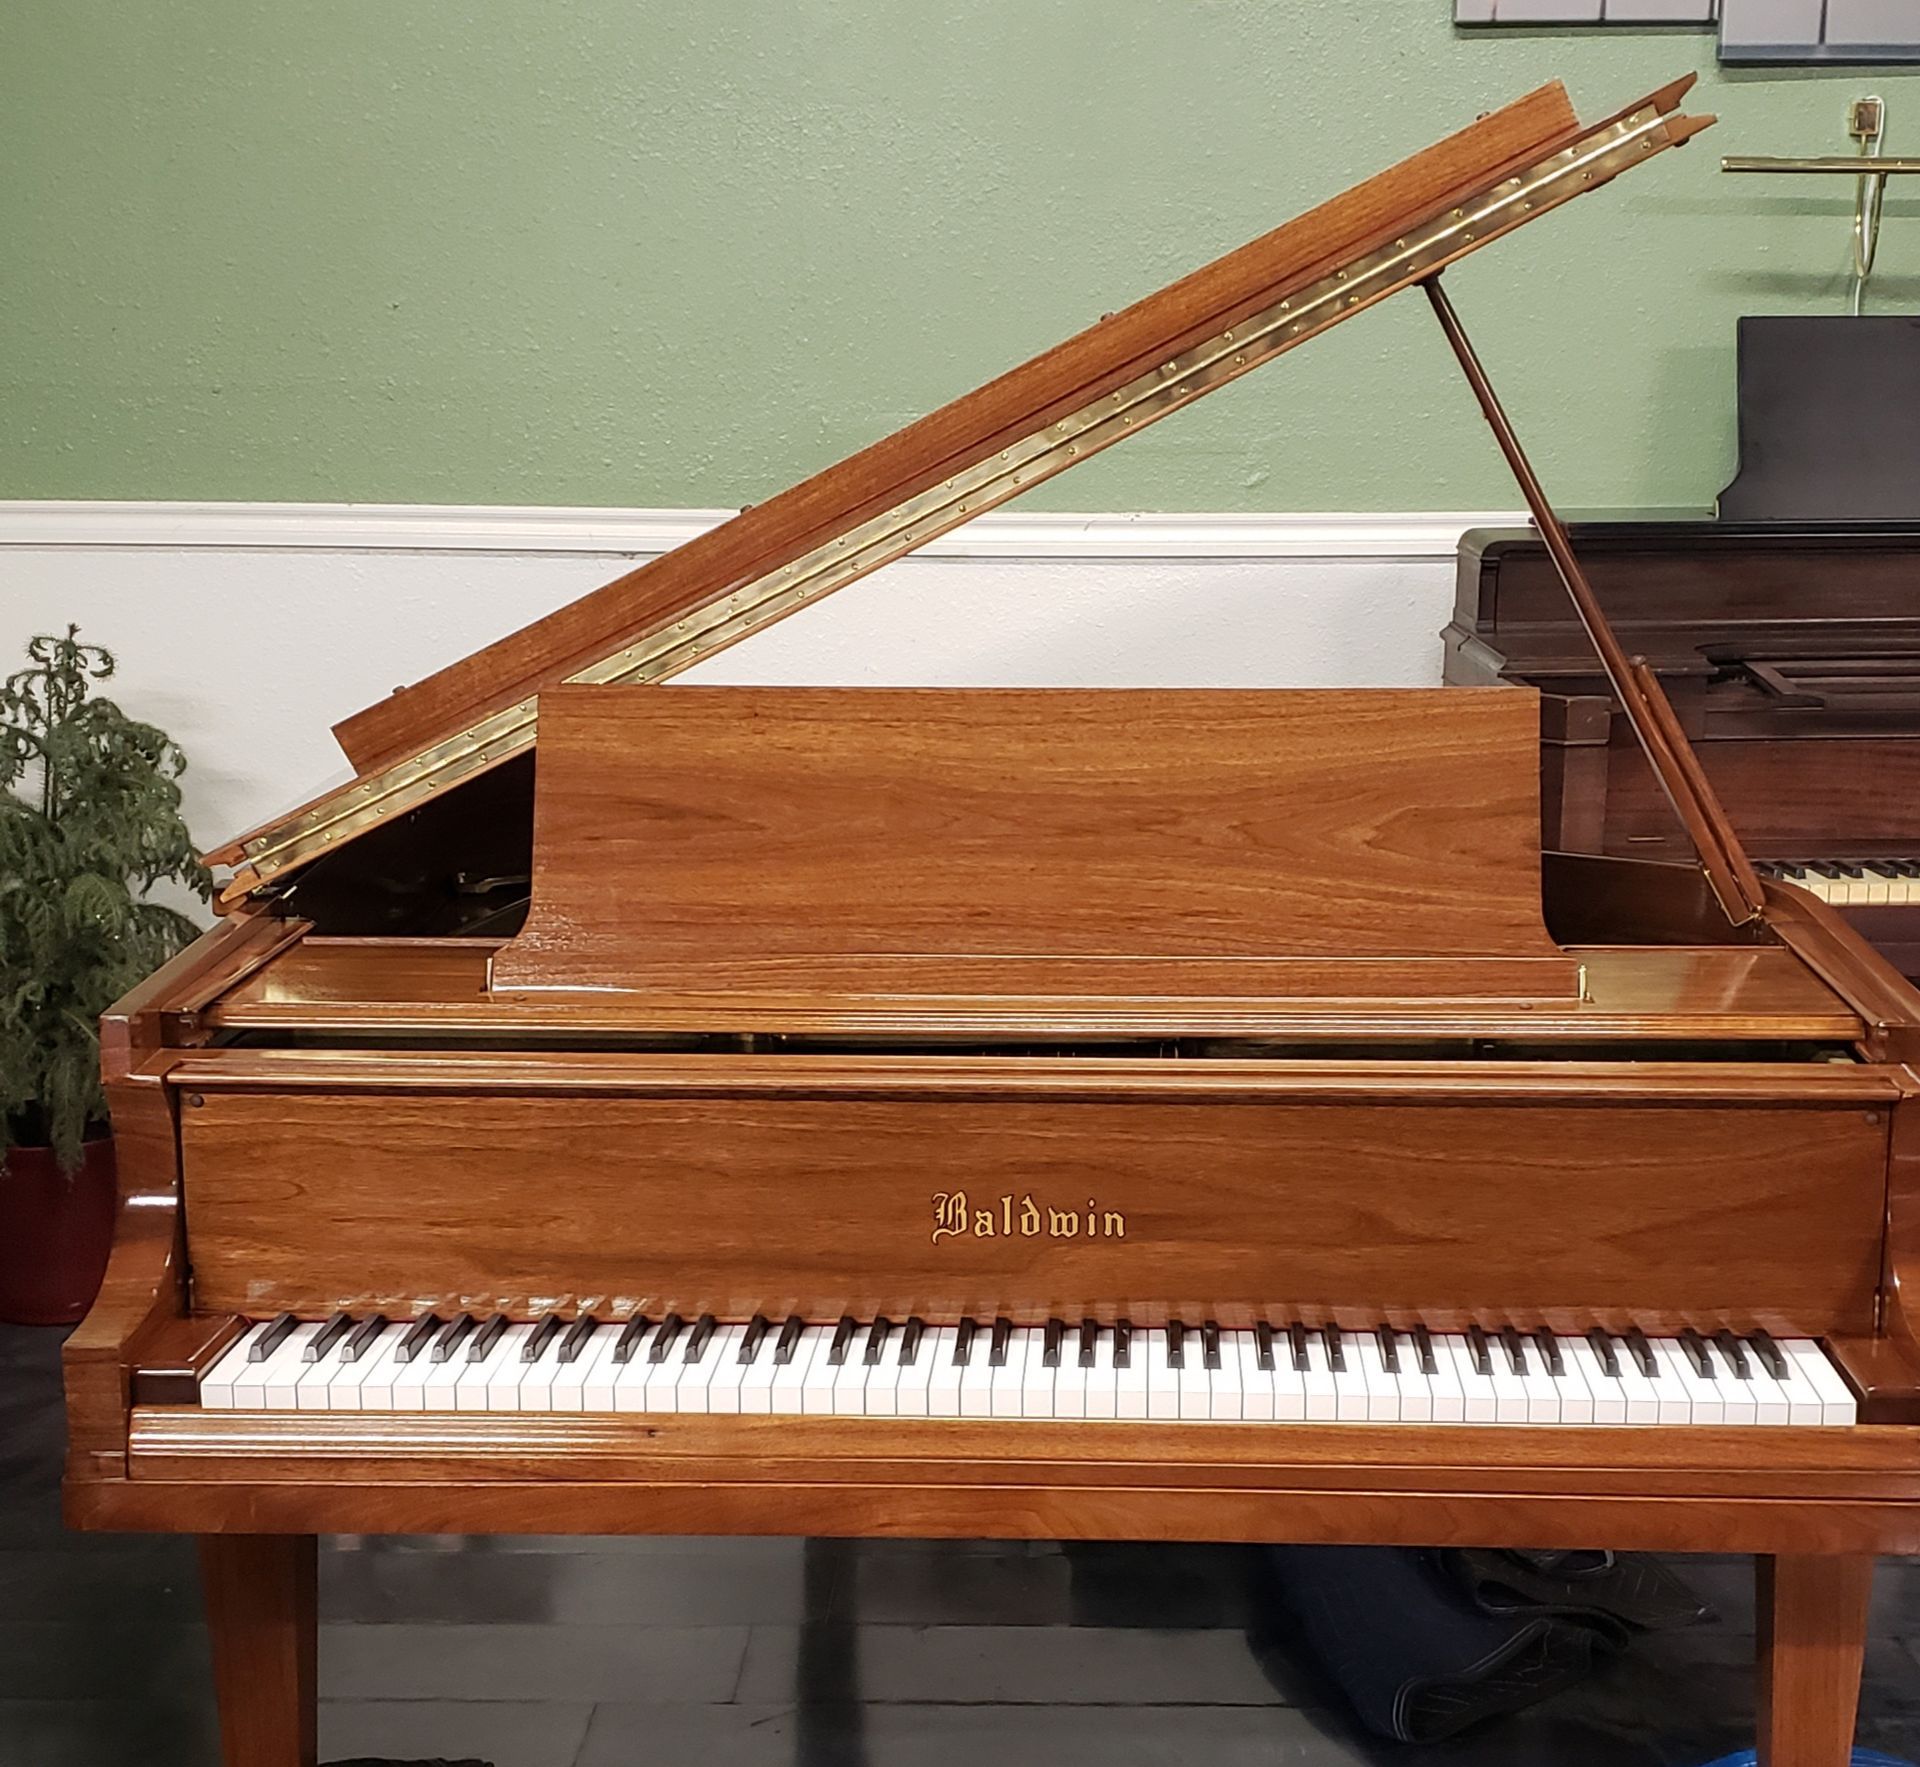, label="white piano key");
[802,1327,845,1417]
[588,1324,643,1412]
[1567,1336,1627,1426]
[1299,1332,1339,1422]
[355,1325,412,1412]
[1268,1334,1309,1422]
[328,1324,403,1413]
[1447,1337,1499,1424]
[702,1325,750,1416]
[768,1325,824,1415]
[830,1328,873,1417]
[611,1328,662,1414]
[1084,1328,1120,1421]
[200,1323,272,1409]
[1175,1331,1212,1421]
[959,1328,996,1419]
[1144,1329,1181,1421]
[1052,1331,1089,1420]
[1115,1332,1149,1420]
[924,1325,963,1418]
[1234,1334,1276,1422]
[1542,1338,1593,1426]
[1651,1340,1713,1425]
[738,1326,781,1416]
[1354,1333,1401,1423]
[1425,1335,1466,1424]
[1514,1339,1561,1425]
[854,1326,896,1418]
[1770,1343,1827,1427]
[1207,1332,1244,1421]
[261,1323,327,1410]
[1023,1331,1059,1419]
[1386,1335,1431,1423]
[1328,1333,1370,1422]
[1483,1336,1531,1425]
[1735,1345,1792,1426]
[1785,1340,1858,1425]
[989,1328,1029,1420]
[553,1323,617,1413]
[1703,1340,1760,1426]
[480,1321,533,1405]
